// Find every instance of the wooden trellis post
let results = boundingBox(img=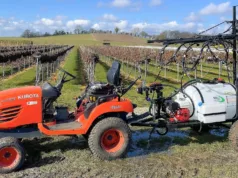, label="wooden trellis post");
[24,57,26,69]
[156,55,158,66]
[200,63,203,77]
[35,55,40,86]
[135,63,137,76]
[177,63,179,81]
[2,63,5,78]
[219,61,222,78]
[41,64,44,83]
[28,56,30,67]
[50,63,53,77]
[52,62,54,73]
[145,60,148,81]
[195,67,197,79]
[11,63,13,75]
[18,60,20,72]
[47,63,49,79]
